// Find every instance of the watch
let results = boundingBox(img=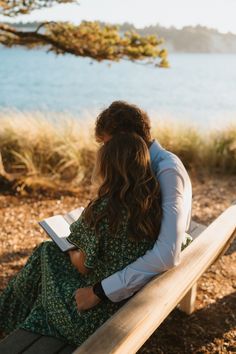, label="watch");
[93,282,108,301]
